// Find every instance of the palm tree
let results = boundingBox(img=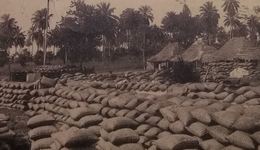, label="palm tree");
[224,14,241,37]
[31,8,52,52]
[247,15,259,40]
[28,27,43,52]
[222,0,240,16]
[138,5,154,25]
[200,1,220,45]
[0,14,18,50]
[97,2,118,62]
[138,5,154,70]
[222,0,240,38]
[182,4,191,17]
[13,28,25,53]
